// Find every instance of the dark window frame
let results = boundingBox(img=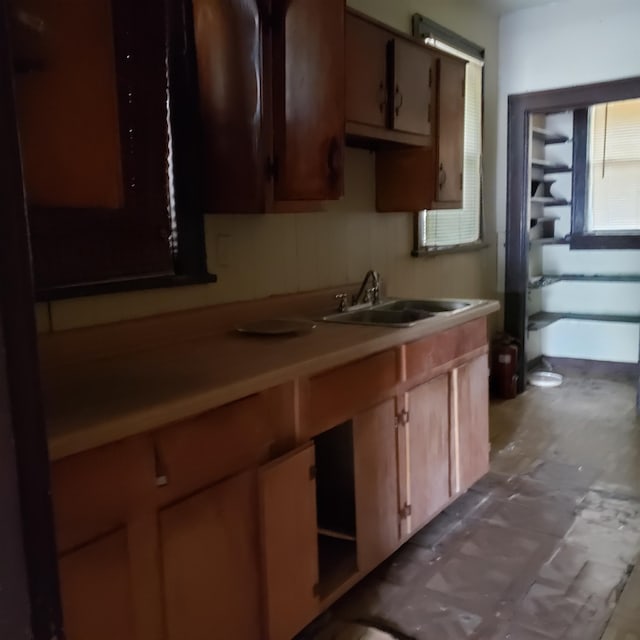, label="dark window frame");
[11,0,214,300]
[571,103,640,250]
[505,75,640,395]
